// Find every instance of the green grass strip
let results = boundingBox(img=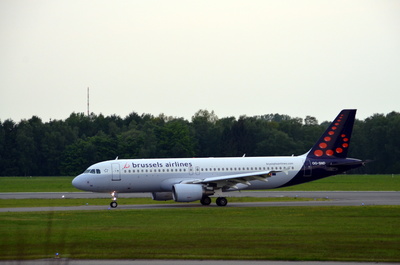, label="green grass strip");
[0,206,399,262]
[0,176,78,192]
[277,174,400,191]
